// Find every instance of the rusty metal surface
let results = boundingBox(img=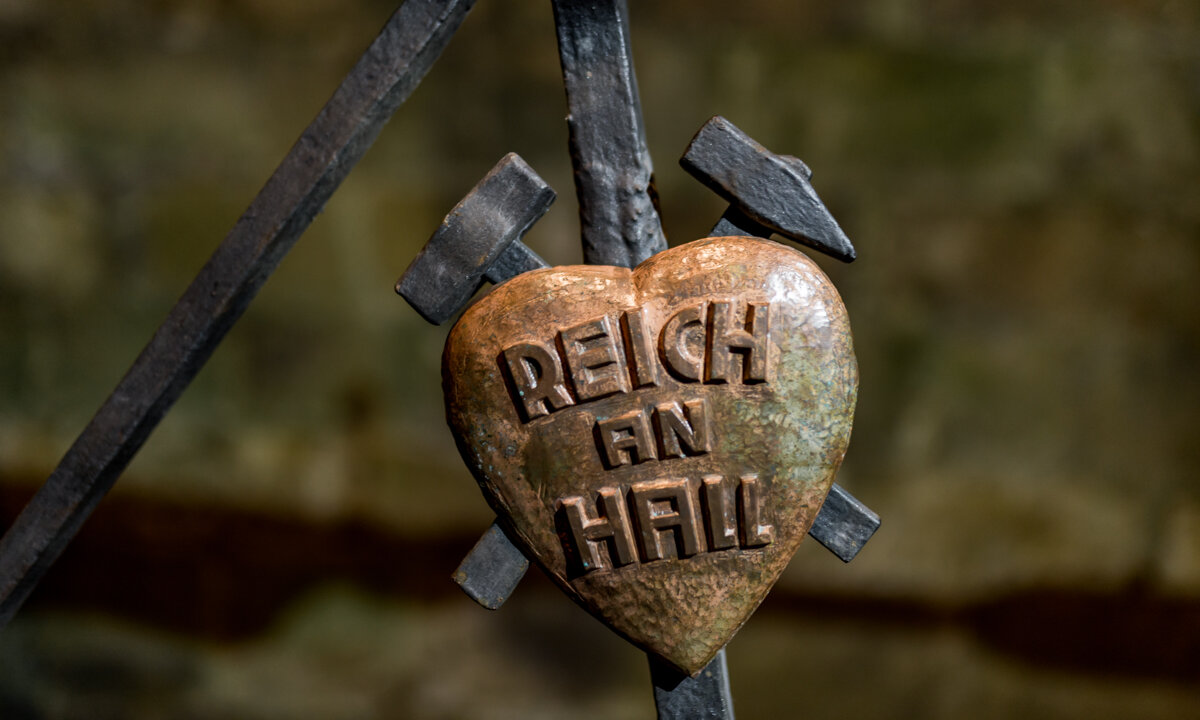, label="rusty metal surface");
[551,0,666,267]
[396,153,555,324]
[405,201,875,601]
[0,0,479,628]
[398,142,876,605]
[682,116,856,263]
[442,236,858,674]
